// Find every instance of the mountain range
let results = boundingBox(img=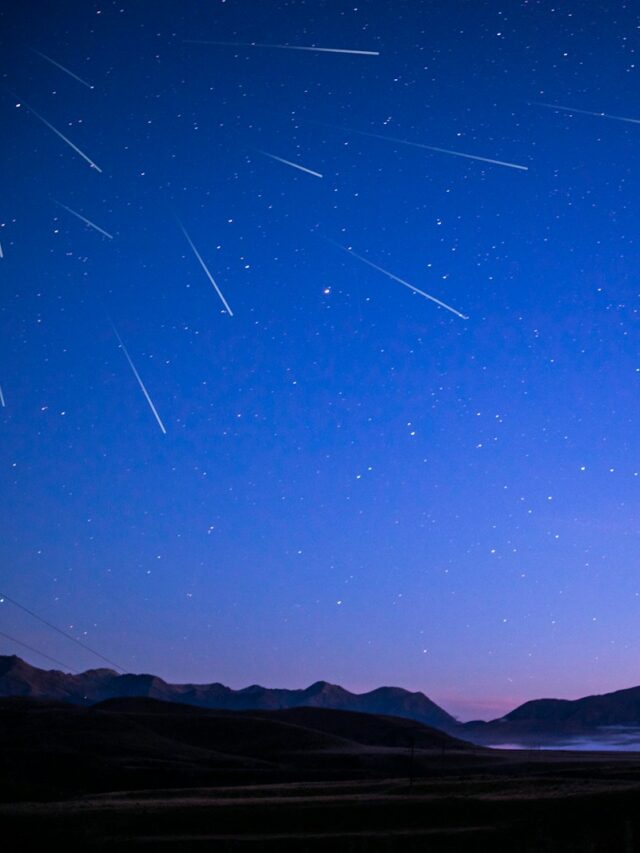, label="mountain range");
[0,655,457,730]
[5,655,640,744]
